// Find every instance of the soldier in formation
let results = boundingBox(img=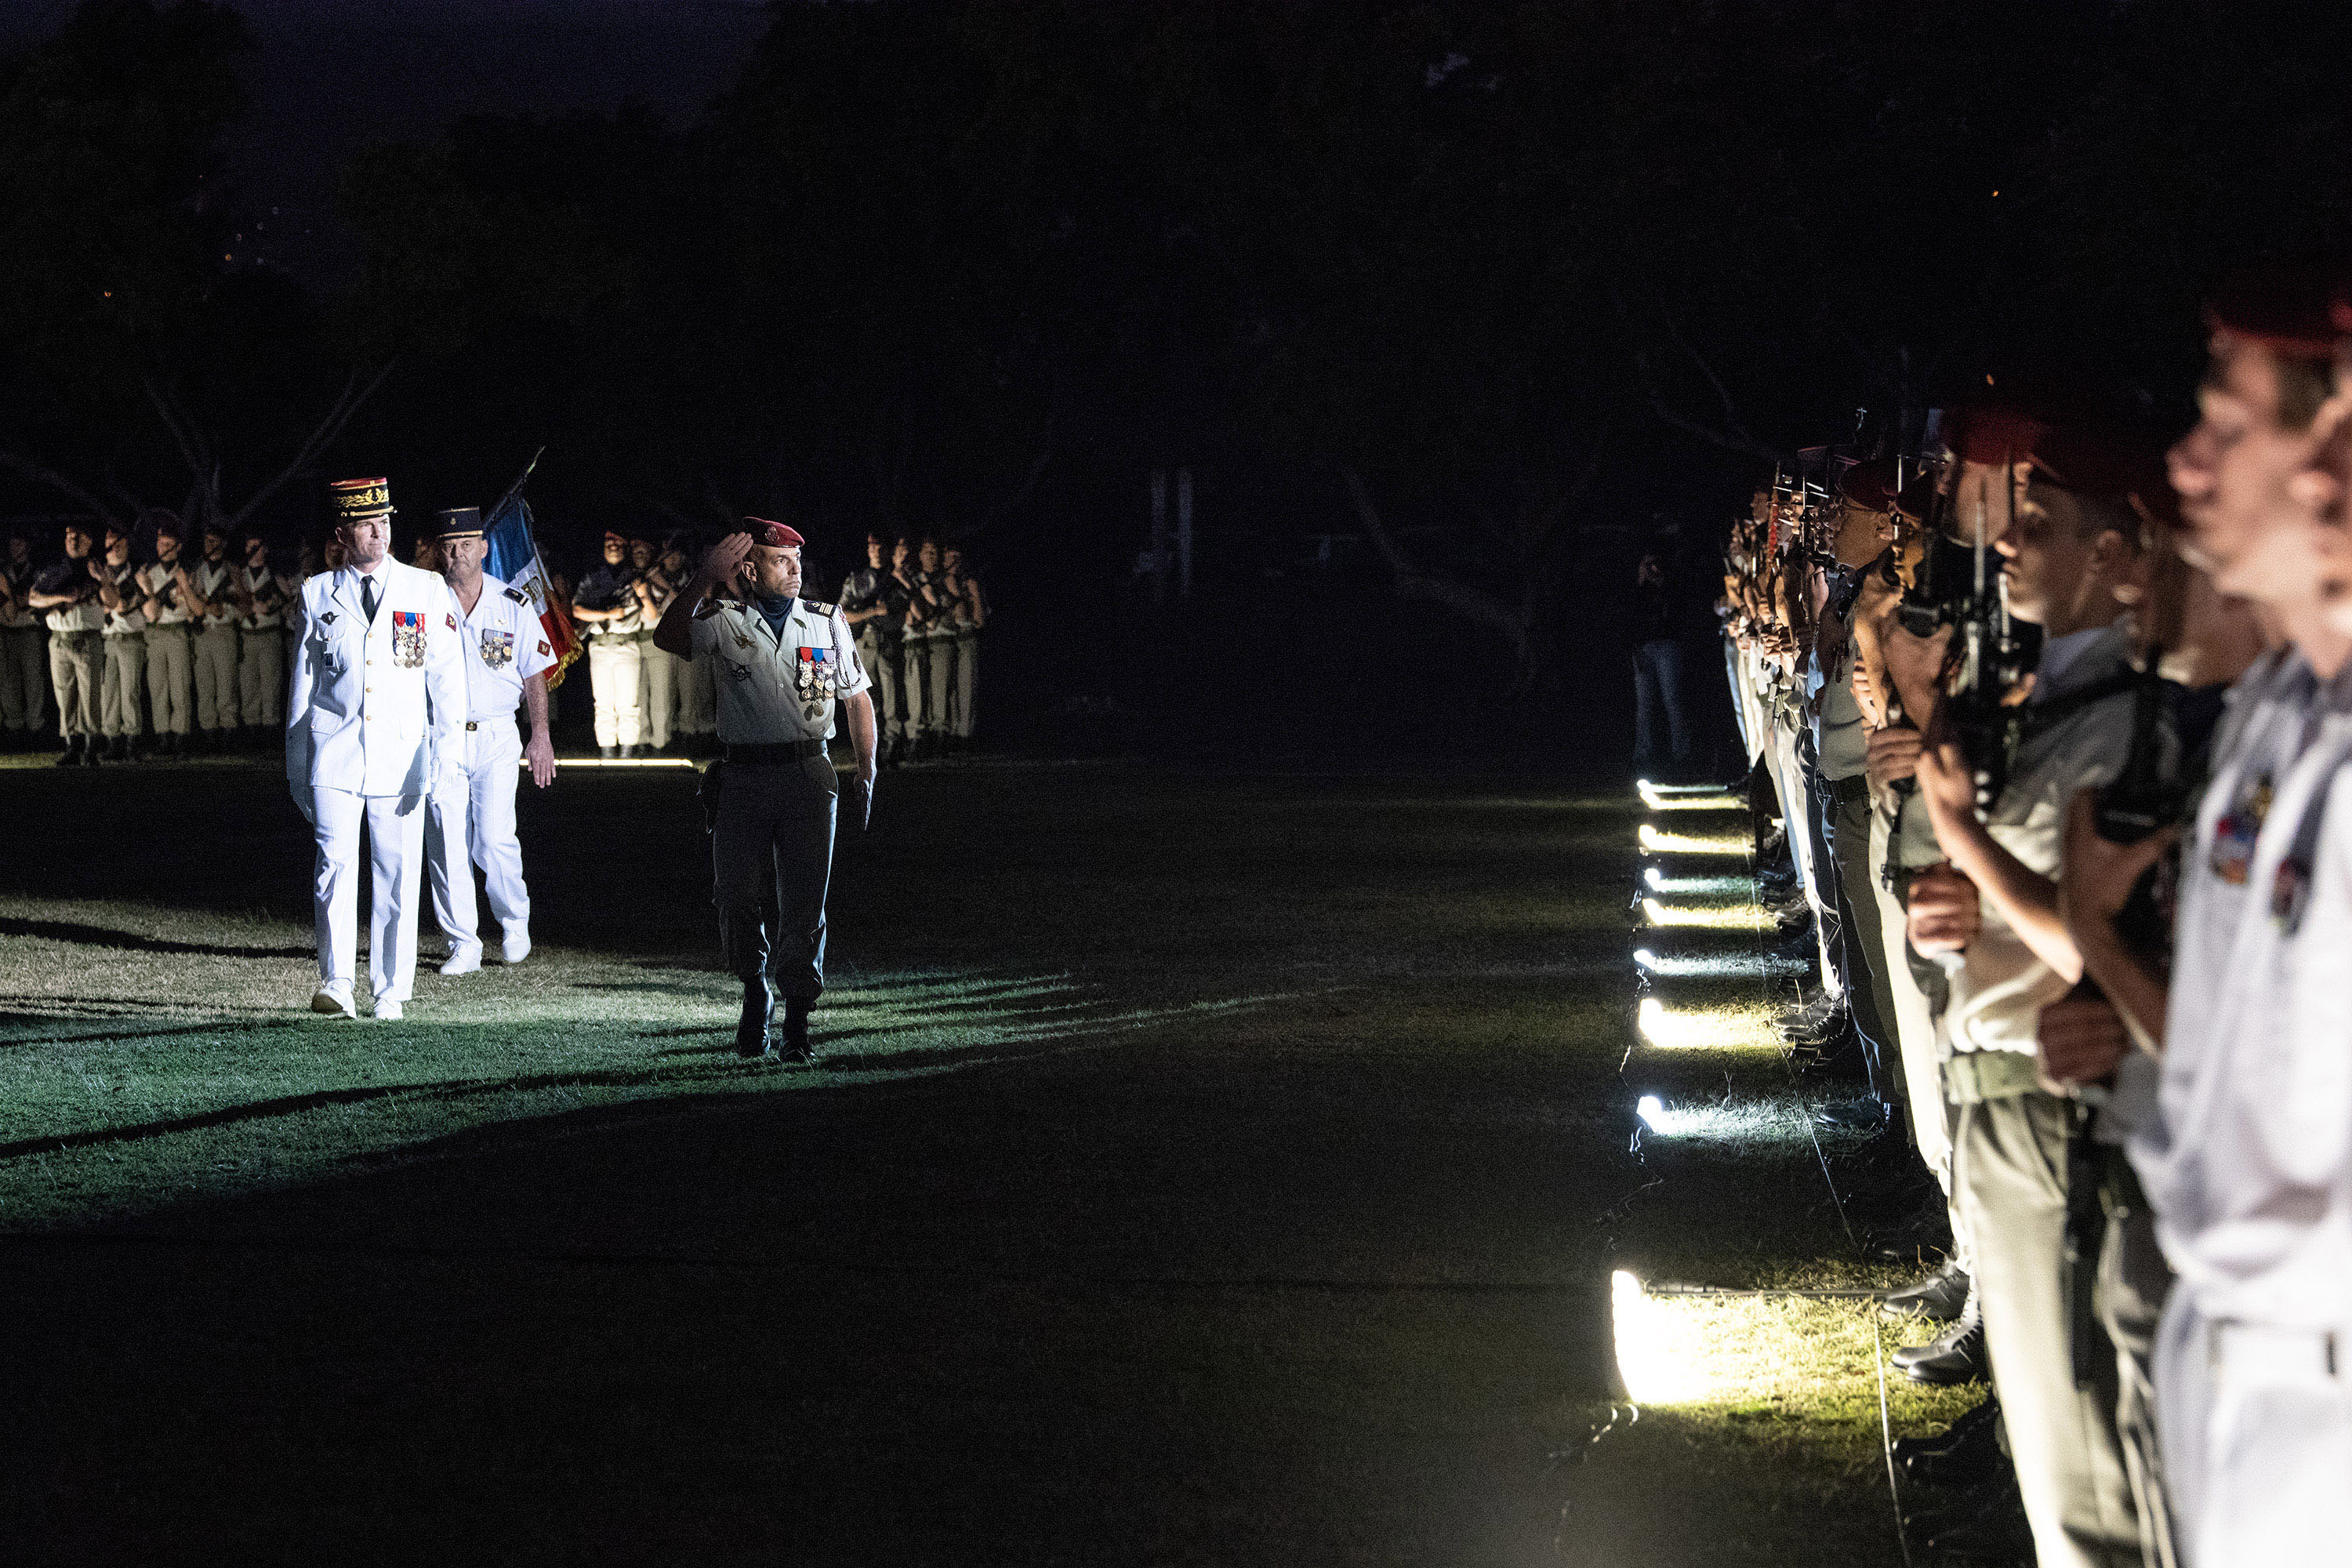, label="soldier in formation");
[571,529,647,757]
